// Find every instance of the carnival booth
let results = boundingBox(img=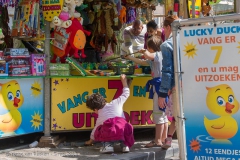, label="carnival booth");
[0,0,226,138]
